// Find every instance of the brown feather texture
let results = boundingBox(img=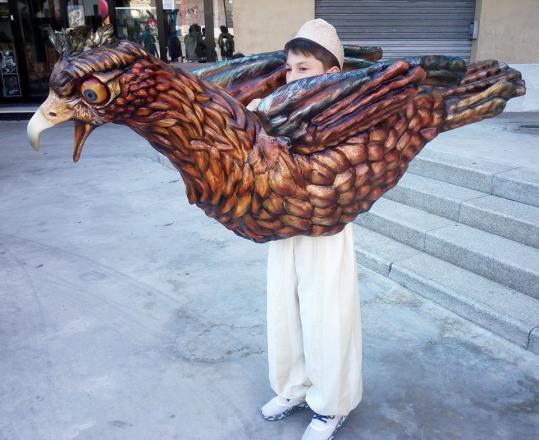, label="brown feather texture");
[34,39,525,243]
